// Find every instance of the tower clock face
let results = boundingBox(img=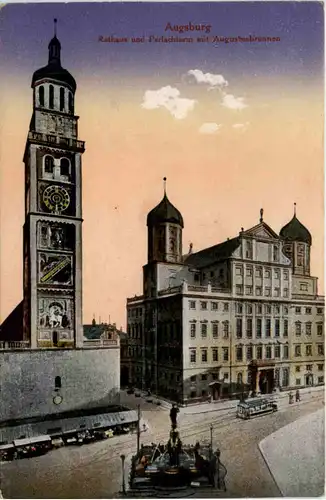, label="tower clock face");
[43,185,70,213]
